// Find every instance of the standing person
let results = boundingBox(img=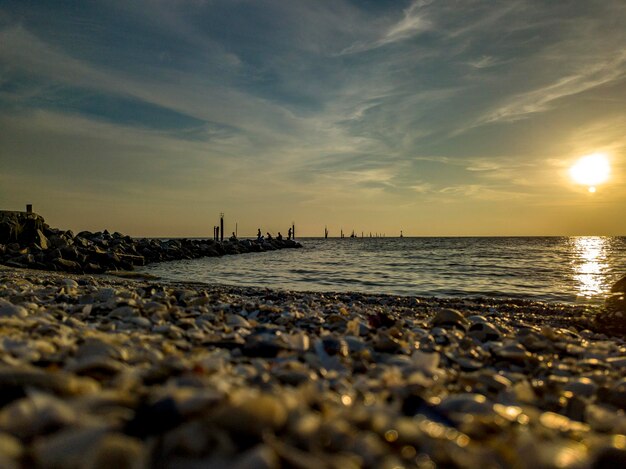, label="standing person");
[287,227,292,240]
[256,229,263,242]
